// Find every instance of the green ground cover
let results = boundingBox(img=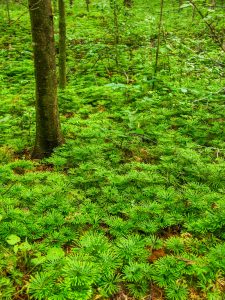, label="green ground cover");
[0,0,225,299]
